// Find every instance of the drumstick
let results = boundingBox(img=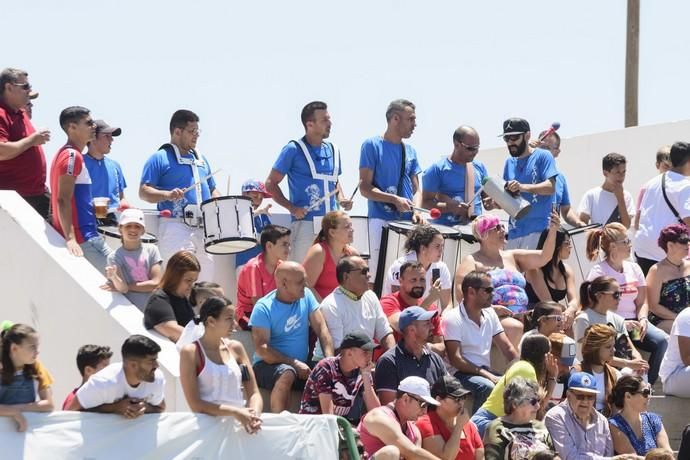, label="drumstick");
[226,175,231,196]
[464,185,485,207]
[182,169,223,193]
[349,183,359,201]
[412,206,442,219]
[306,188,339,212]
